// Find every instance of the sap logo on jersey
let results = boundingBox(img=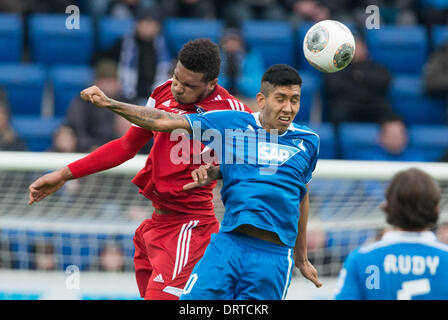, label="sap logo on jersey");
[258,142,300,165]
